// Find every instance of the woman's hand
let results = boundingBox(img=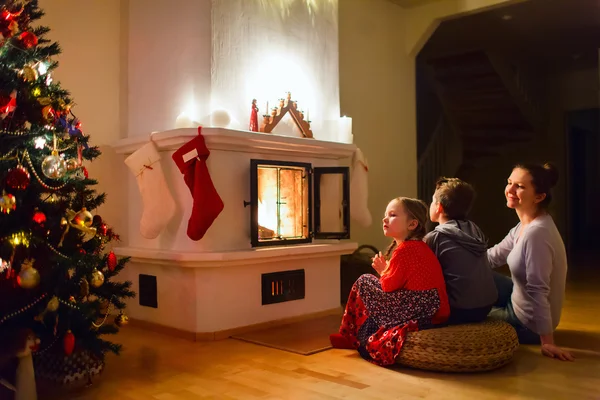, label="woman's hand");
[541,343,575,361]
[371,252,387,275]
